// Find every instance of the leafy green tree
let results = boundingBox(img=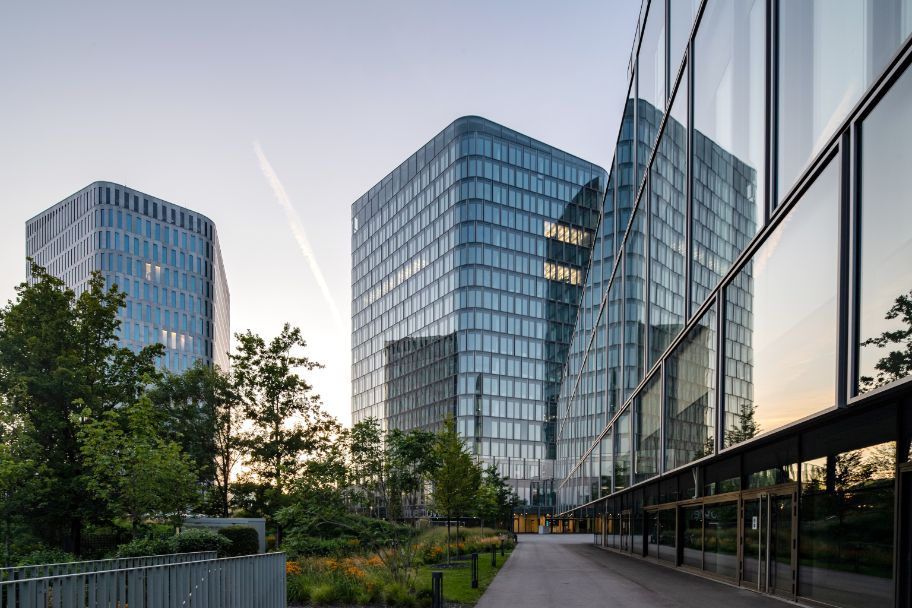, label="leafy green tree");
[0,263,162,553]
[430,416,481,562]
[75,395,199,535]
[349,418,385,516]
[0,403,47,566]
[476,464,518,532]
[385,428,438,522]
[150,362,243,517]
[230,324,338,545]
